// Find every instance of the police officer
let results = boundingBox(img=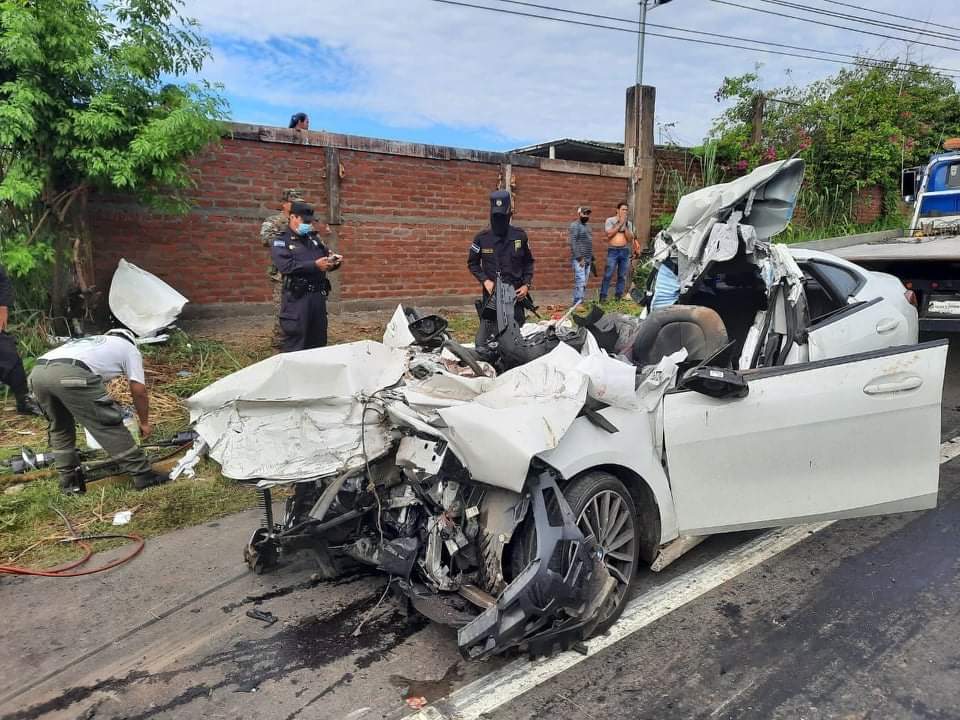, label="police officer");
[0,264,41,416]
[261,189,305,348]
[271,201,341,352]
[28,328,168,494]
[468,190,535,352]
